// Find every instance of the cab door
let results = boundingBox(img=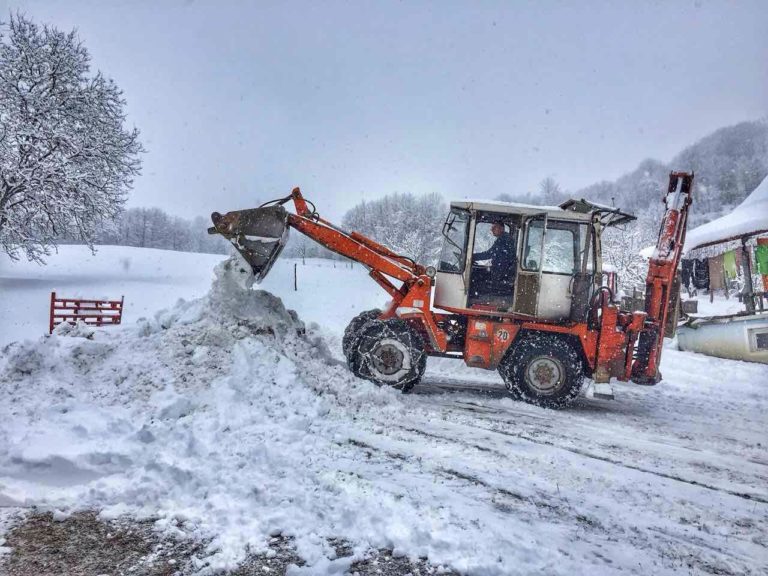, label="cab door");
[513,214,547,316]
[517,217,585,321]
[434,208,473,310]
